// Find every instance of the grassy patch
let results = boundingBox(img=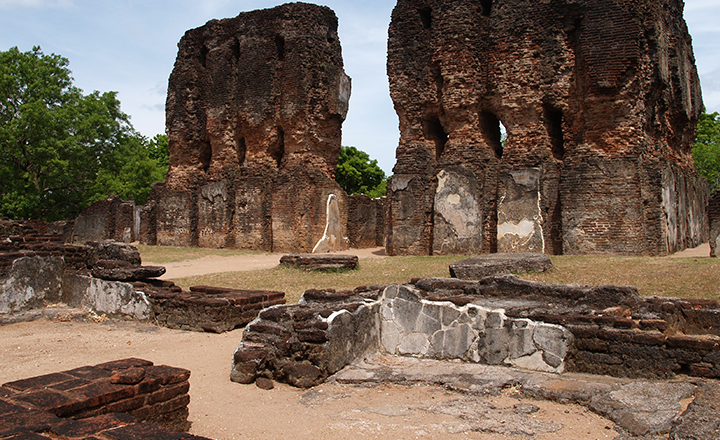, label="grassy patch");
[168,255,466,304]
[526,255,720,300]
[137,244,262,264]
[137,246,720,303]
